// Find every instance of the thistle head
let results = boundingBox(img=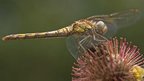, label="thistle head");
[72,37,144,81]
